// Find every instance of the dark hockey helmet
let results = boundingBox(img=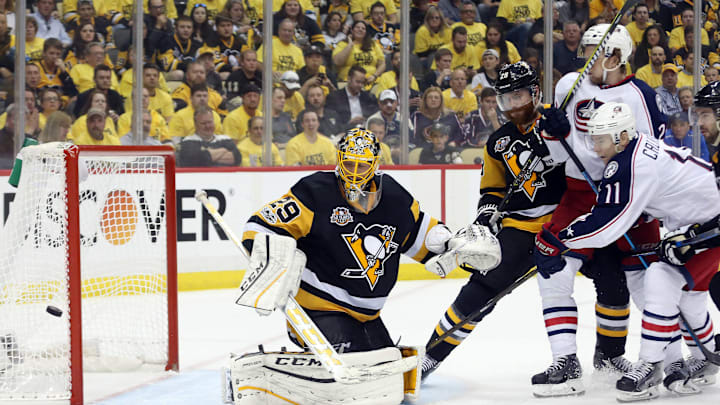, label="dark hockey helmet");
[691,81,720,141]
[495,62,542,125]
